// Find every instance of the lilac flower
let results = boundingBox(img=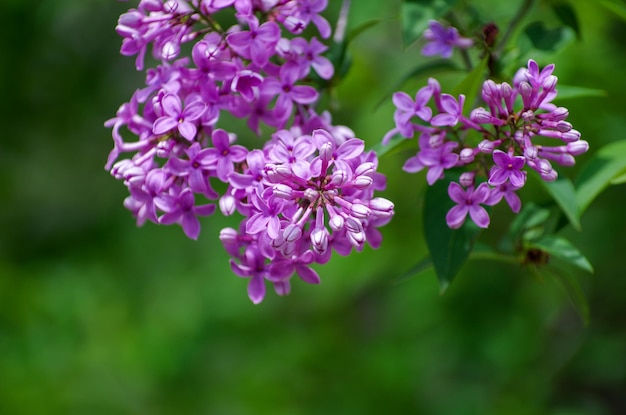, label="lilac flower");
[488,150,527,187]
[226,16,280,67]
[421,20,473,59]
[431,94,465,127]
[404,141,459,185]
[389,85,433,140]
[152,93,206,140]
[485,182,522,213]
[446,182,490,229]
[204,129,248,182]
[230,246,269,304]
[155,187,216,240]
